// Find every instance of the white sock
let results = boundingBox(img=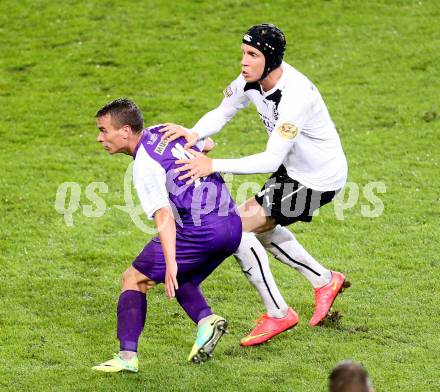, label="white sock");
[119,350,137,360]
[257,225,332,288]
[234,232,289,318]
[197,314,216,326]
